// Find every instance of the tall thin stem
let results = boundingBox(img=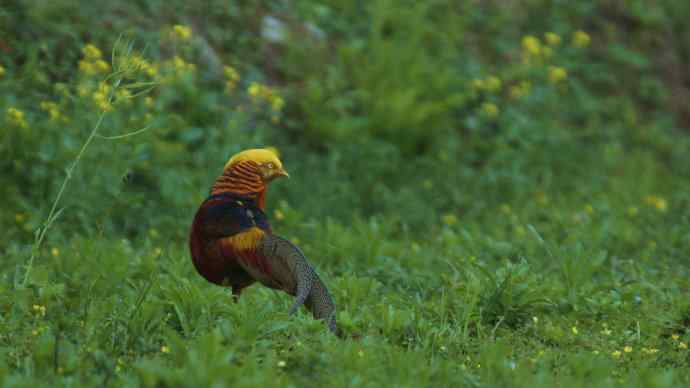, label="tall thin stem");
[21,93,112,287]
